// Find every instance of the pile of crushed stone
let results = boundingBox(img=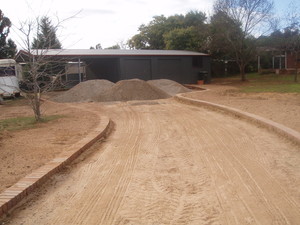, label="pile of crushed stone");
[52,79,114,103]
[52,78,191,103]
[93,79,170,102]
[147,79,192,96]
